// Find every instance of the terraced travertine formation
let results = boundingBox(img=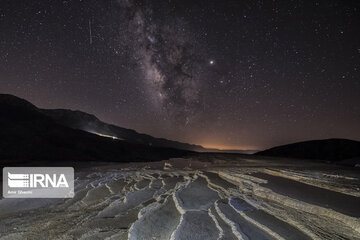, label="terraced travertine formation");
[0,156,360,240]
